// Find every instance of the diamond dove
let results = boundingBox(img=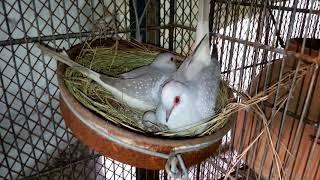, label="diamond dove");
[36,43,177,111]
